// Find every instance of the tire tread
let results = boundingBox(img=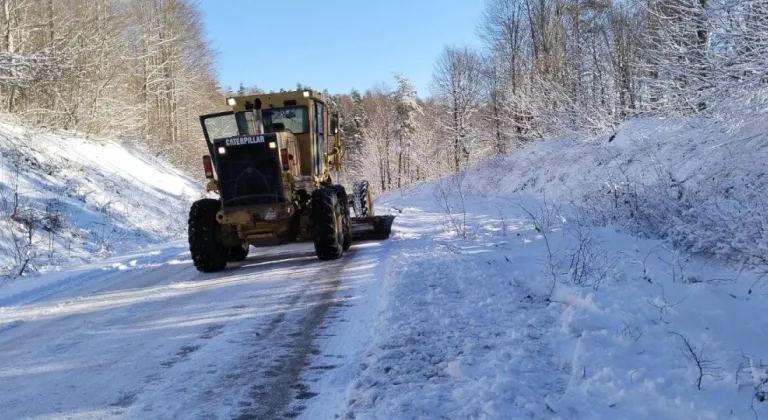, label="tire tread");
[188,199,228,272]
